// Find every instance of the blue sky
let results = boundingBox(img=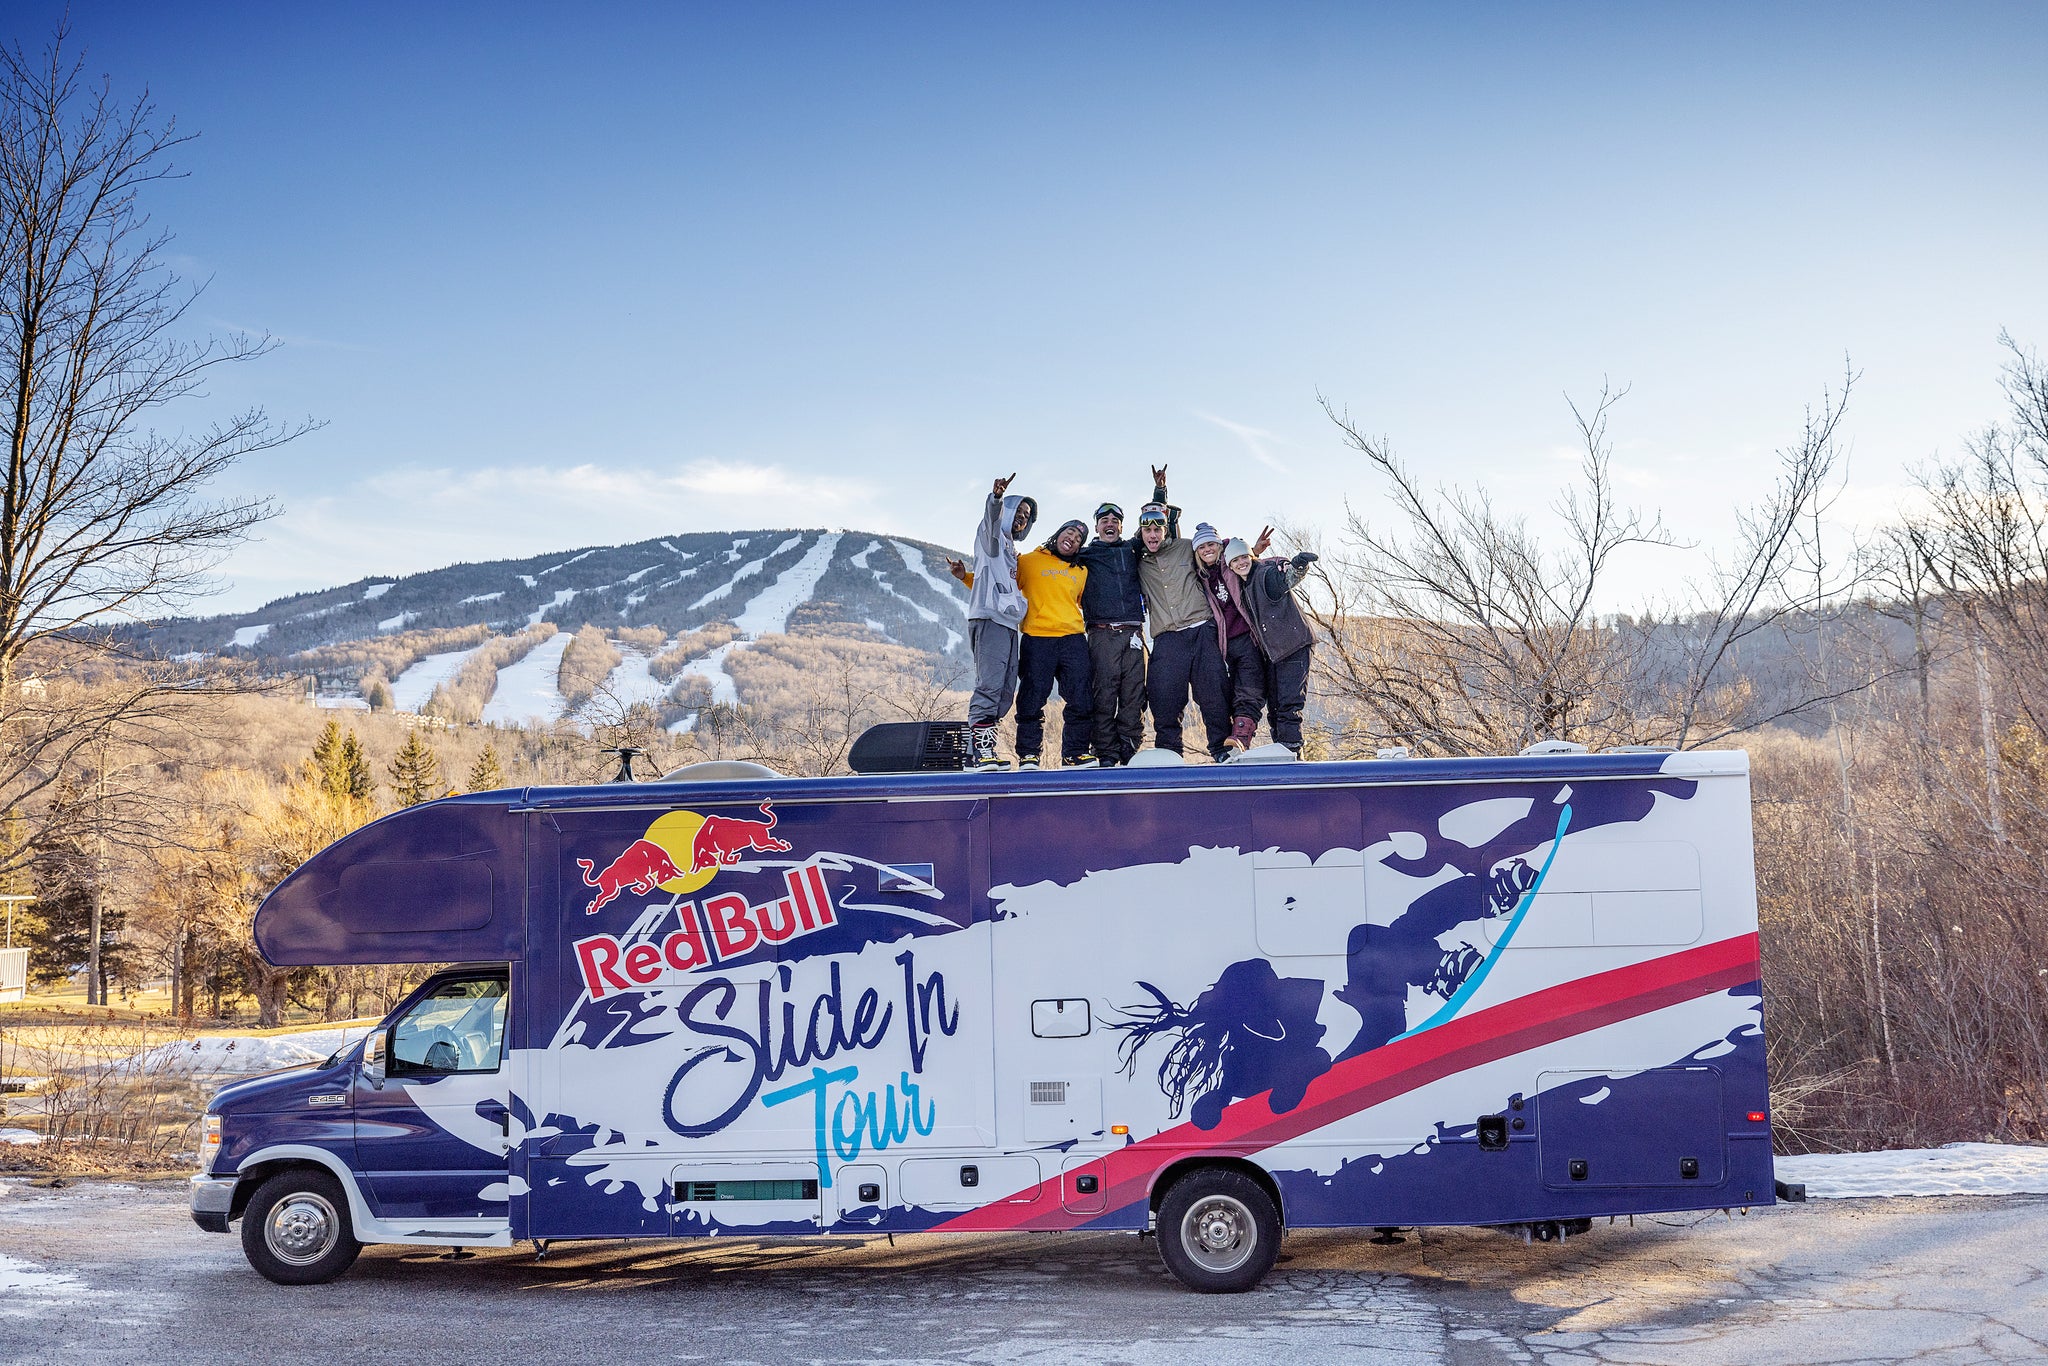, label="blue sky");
[14,2,2047,614]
